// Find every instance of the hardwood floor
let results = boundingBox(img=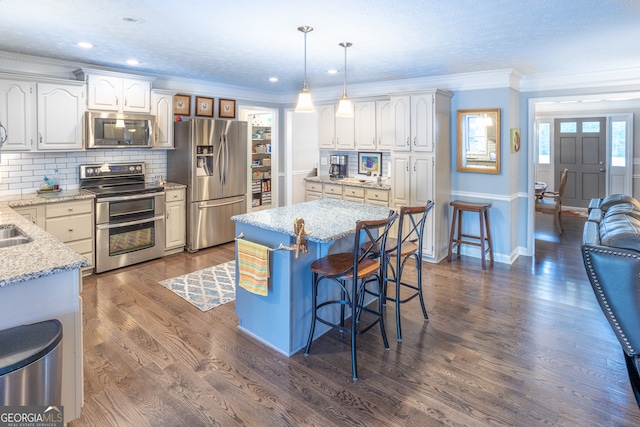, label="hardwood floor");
[70,214,640,426]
